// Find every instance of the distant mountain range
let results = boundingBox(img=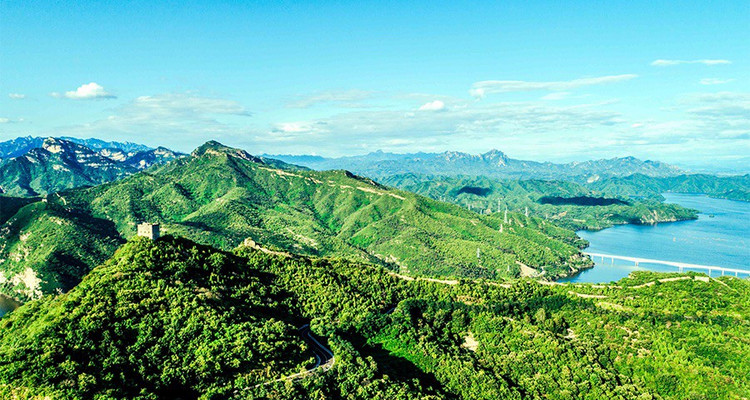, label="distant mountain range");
[265,149,686,181]
[0,136,151,159]
[0,137,183,196]
[267,150,750,202]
